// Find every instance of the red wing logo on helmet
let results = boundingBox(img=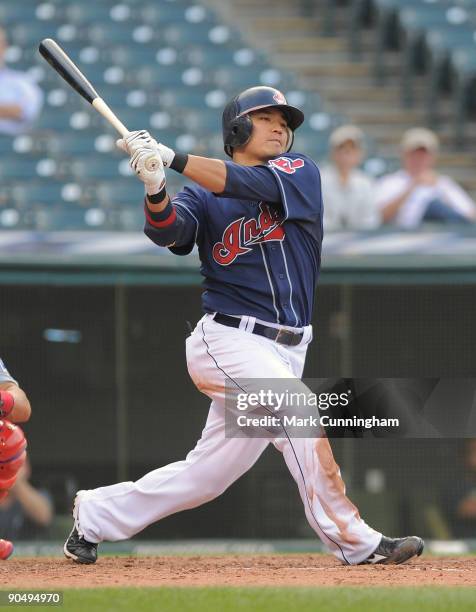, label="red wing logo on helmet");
[272,90,287,104]
[268,157,305,174]
[212,203,285,266]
